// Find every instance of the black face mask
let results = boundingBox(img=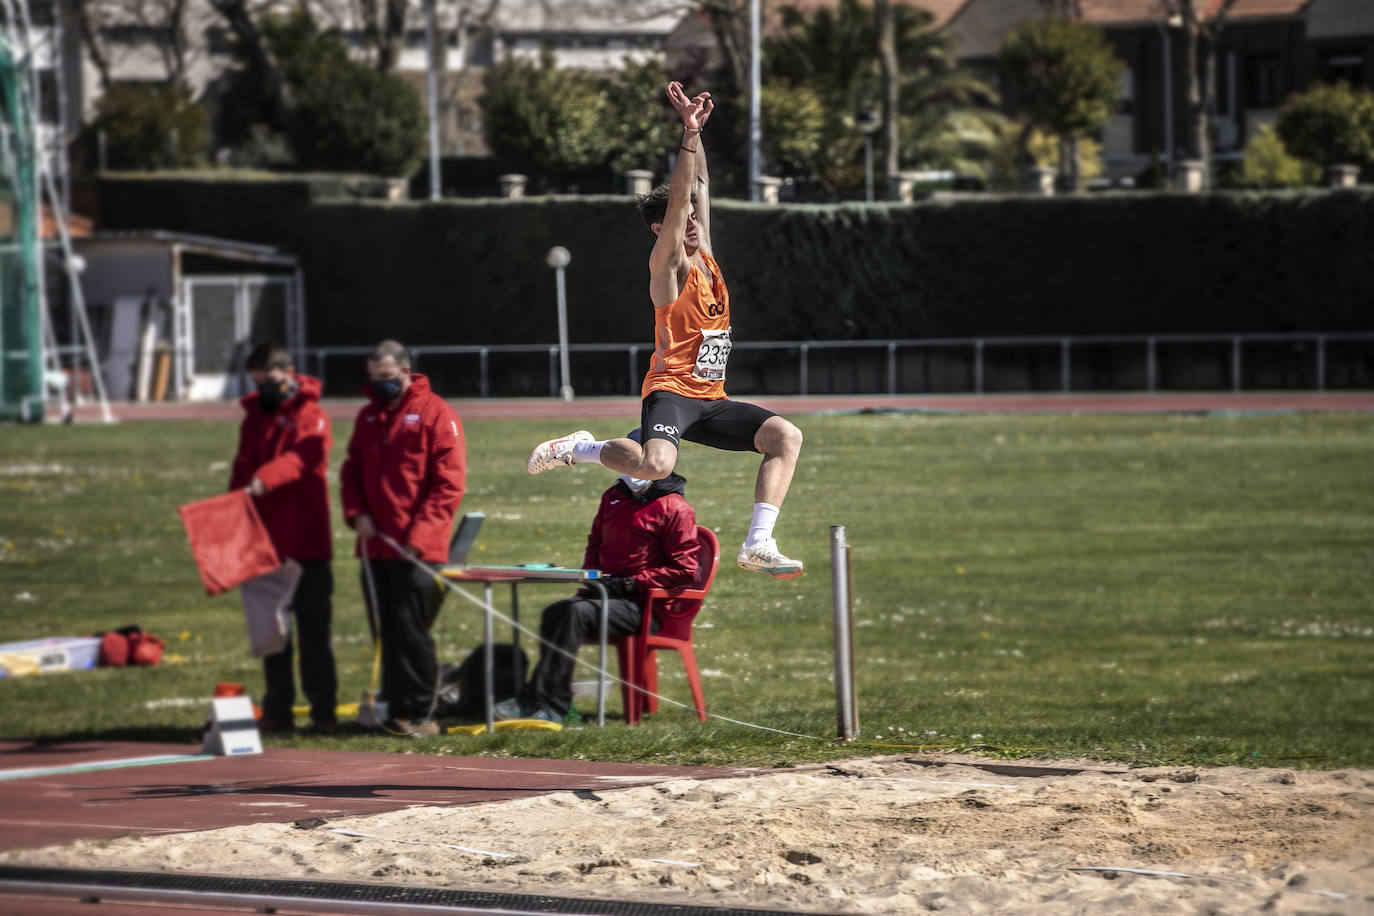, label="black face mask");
[370,377,404,404]
[257,377,298,411]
